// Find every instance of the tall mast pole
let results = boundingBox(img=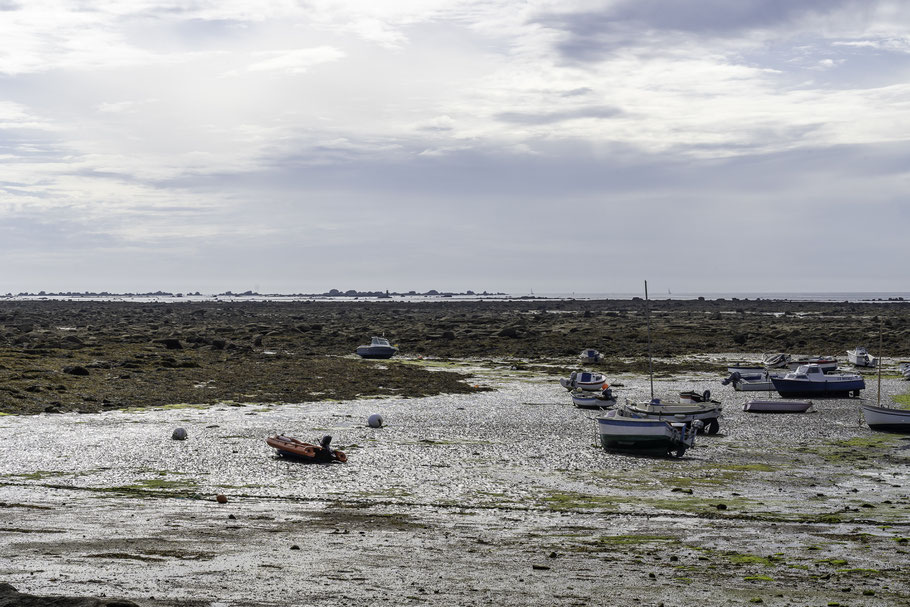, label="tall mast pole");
[878,316,883,407]
[645,280,653,399]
